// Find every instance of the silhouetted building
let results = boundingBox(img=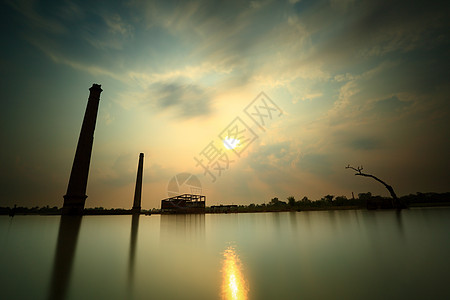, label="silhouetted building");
[63,84,103,215]
[161,194,206,214]
[132,153,144,214]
